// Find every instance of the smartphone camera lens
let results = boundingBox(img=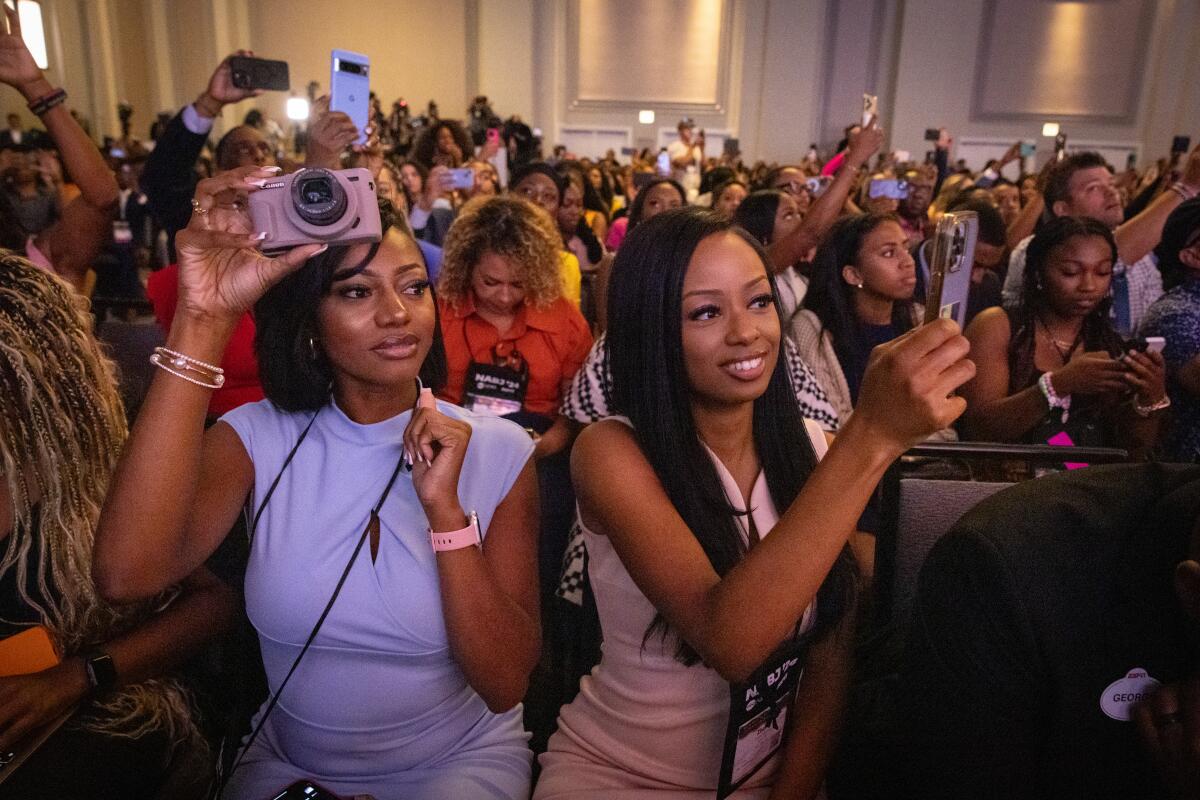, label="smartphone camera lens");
[290,168,348,226]
[233,70,249,85]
